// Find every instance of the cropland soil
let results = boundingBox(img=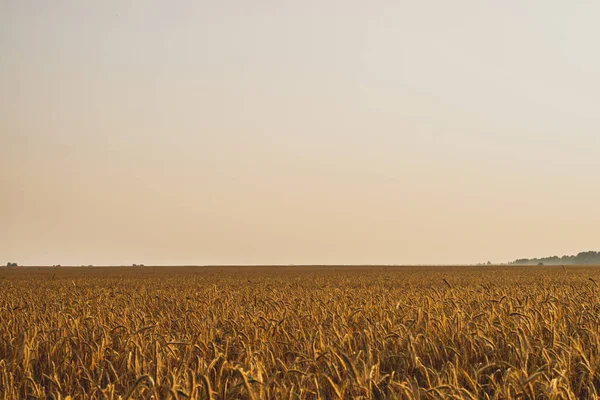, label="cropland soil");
[1,265,599,399]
